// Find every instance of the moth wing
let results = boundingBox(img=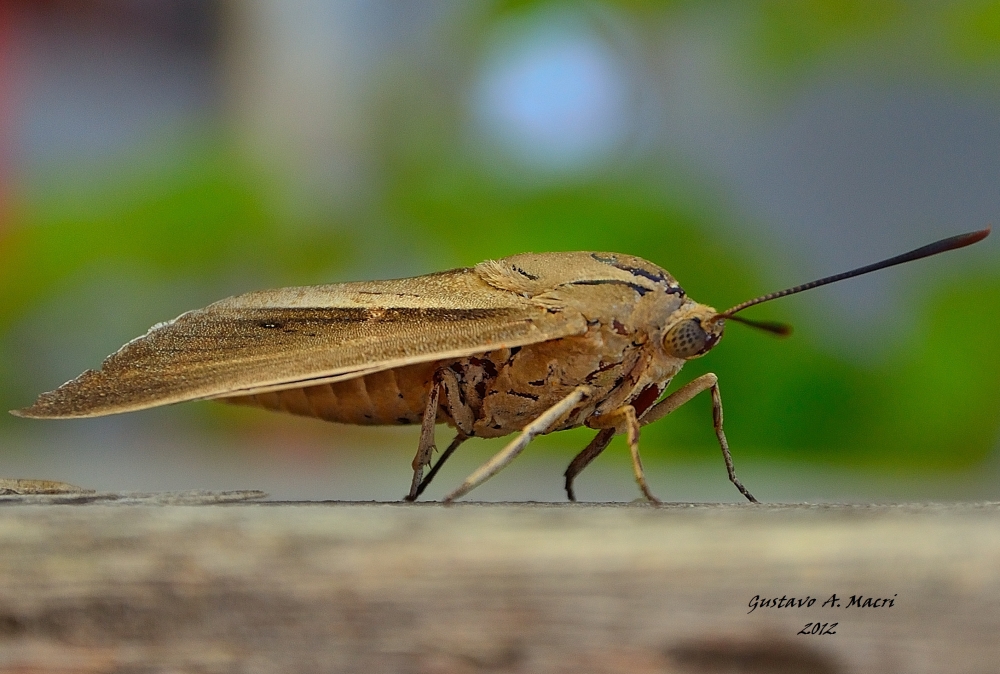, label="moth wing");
[16,268,587,418]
